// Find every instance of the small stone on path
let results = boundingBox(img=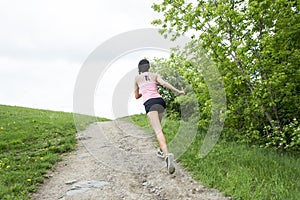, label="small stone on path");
[66,180,108,196]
